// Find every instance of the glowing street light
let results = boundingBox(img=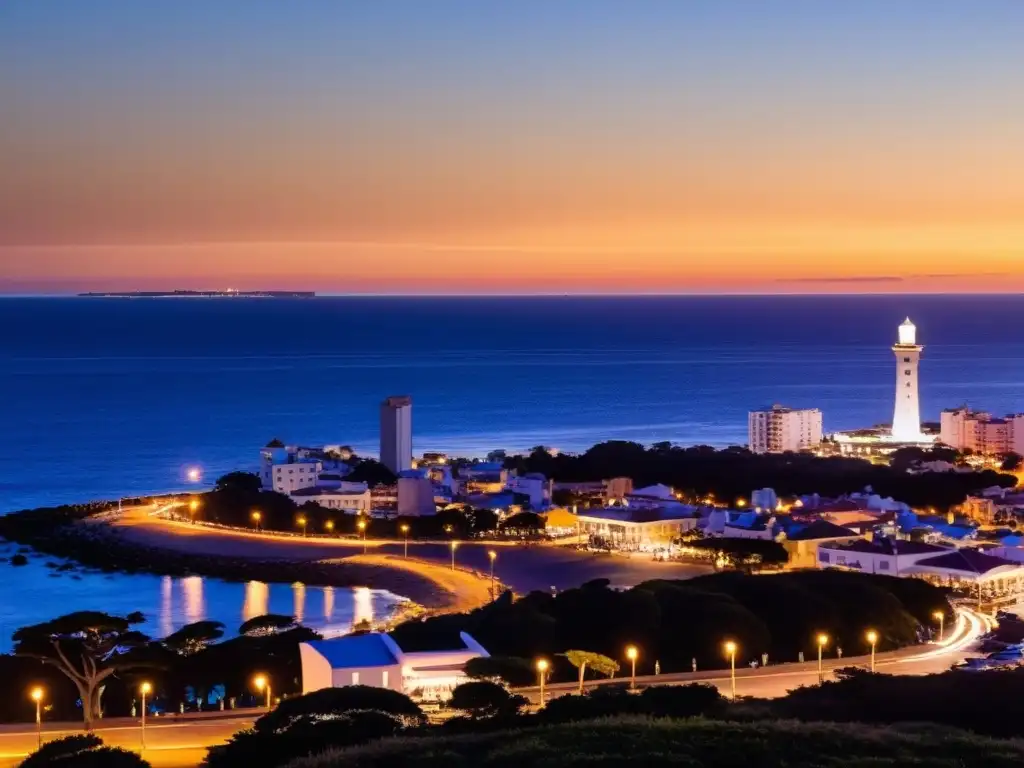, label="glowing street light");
[357,518,368,554]
[450,540,459,571]
[724,640,738,699]
[536,659,549,706]
[933,611,945,642]
[626,645,638,690]
[30,687,44,749]
[251,510,262,531]
[400,524,410,558]
[253,674,272,709]
[296,515,307,537]
[188,498,200,523]
[139,682,152,749]
[488,550,497,599]
[816,633,829,683]
[866,630,878,672]
[325,520,335,534]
